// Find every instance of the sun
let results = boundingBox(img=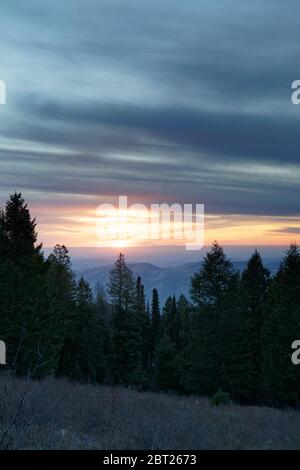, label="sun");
[110,239,130,248]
